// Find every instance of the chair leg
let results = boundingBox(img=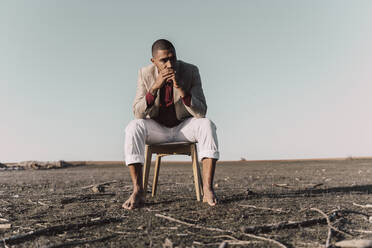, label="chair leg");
[191,144,203,201]
[143,145,152,197]
[195,148,204,198]
[152,155,162,197]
